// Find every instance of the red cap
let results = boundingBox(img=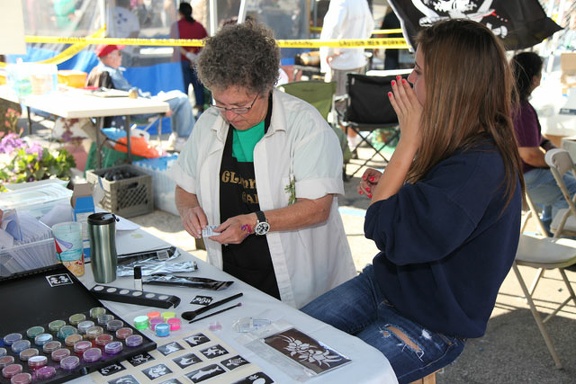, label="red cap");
[95,44,124,58]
